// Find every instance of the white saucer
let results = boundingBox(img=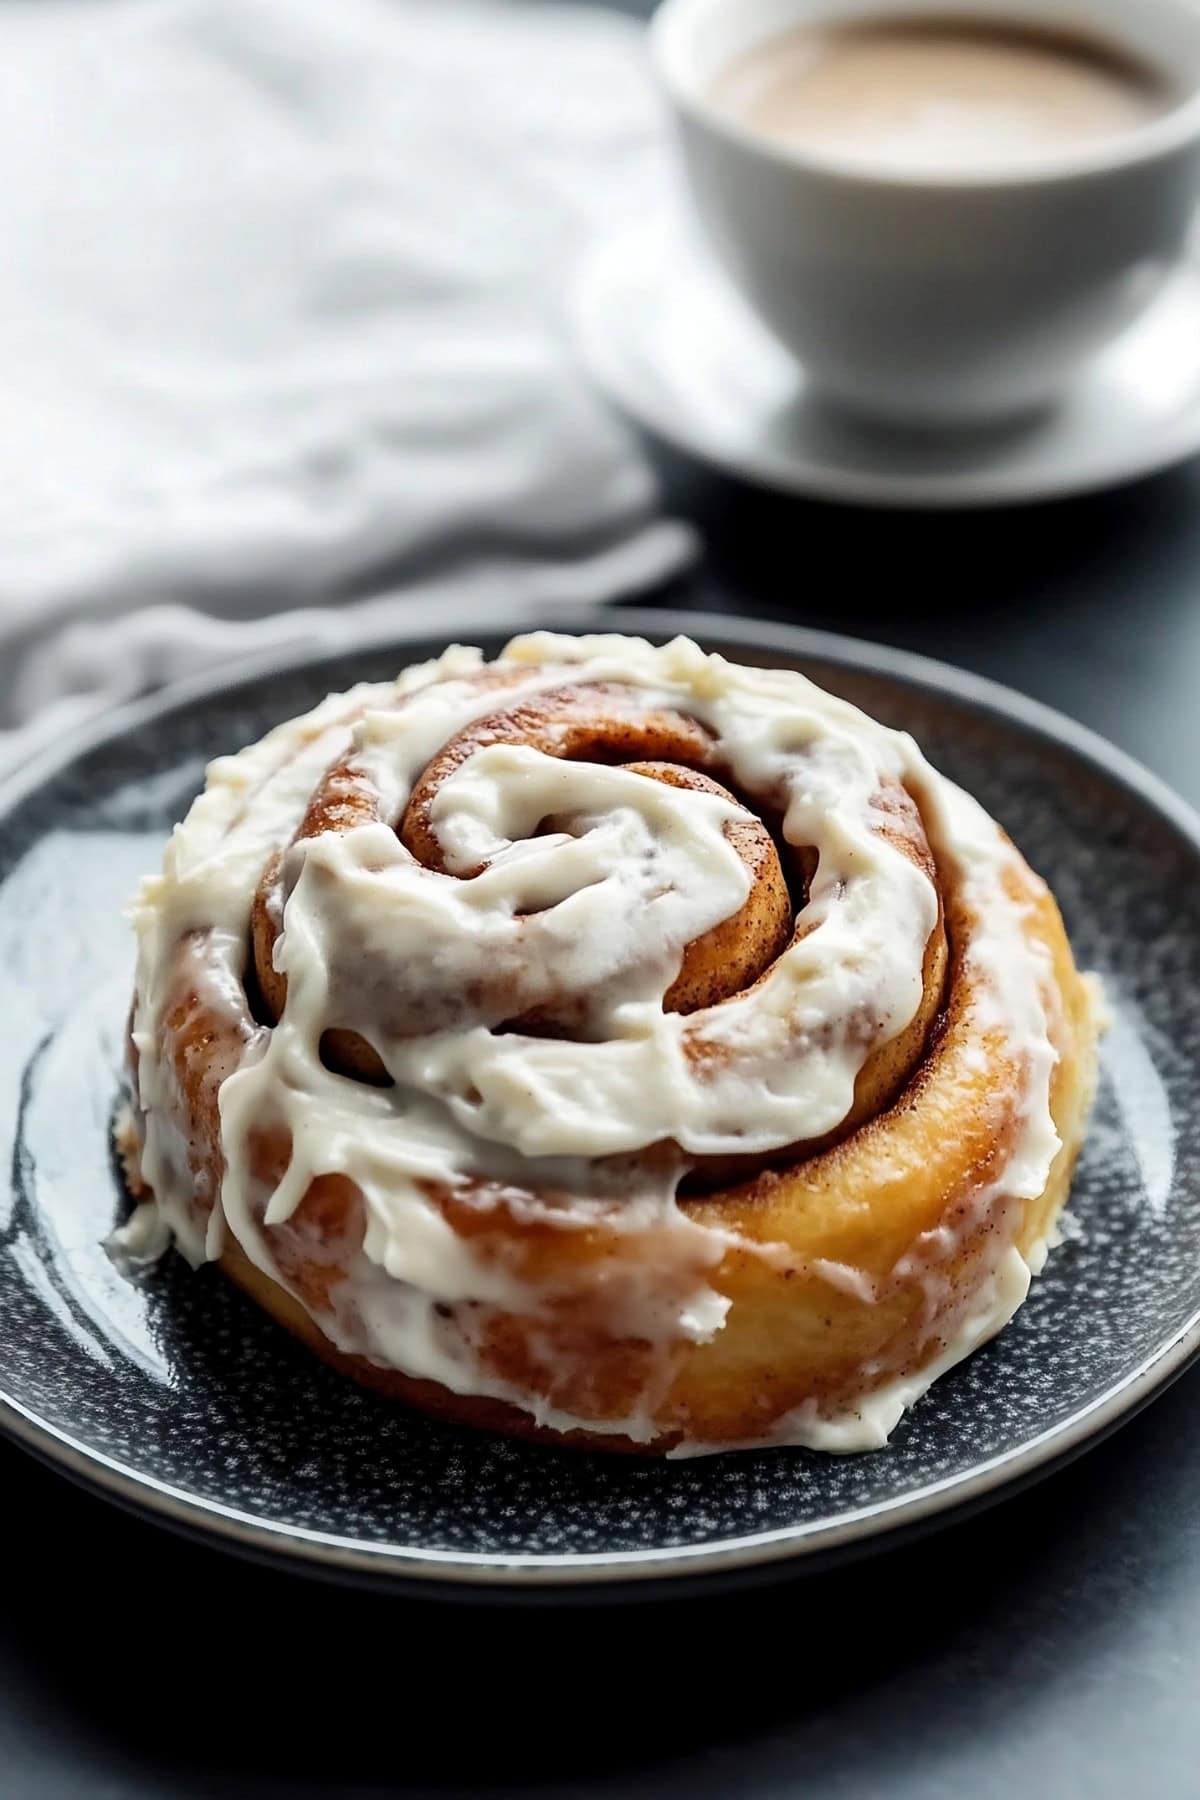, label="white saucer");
[575,220,1200,509]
